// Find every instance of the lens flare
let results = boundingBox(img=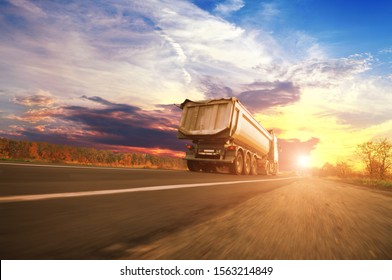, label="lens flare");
[297,155,311,168]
